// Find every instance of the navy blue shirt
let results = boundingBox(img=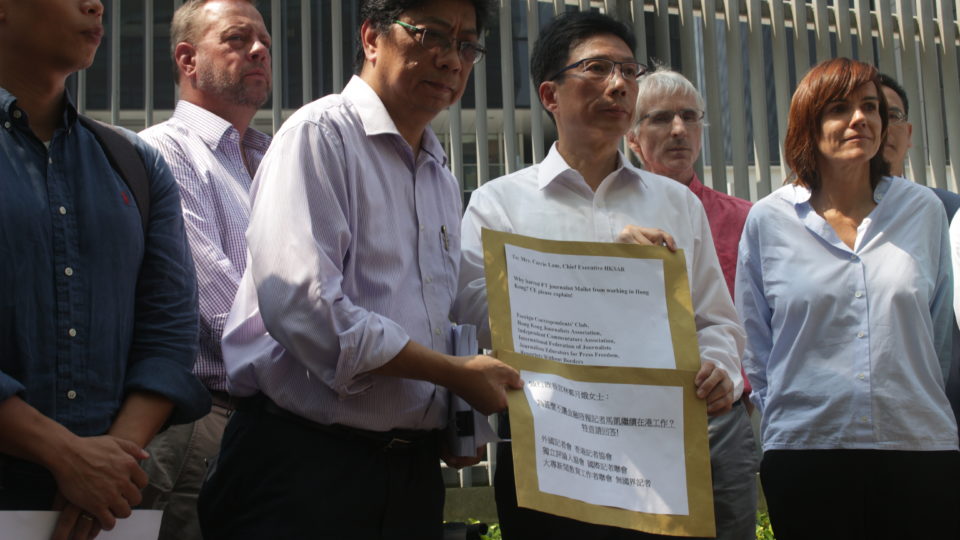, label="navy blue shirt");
[0,87,209,437]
